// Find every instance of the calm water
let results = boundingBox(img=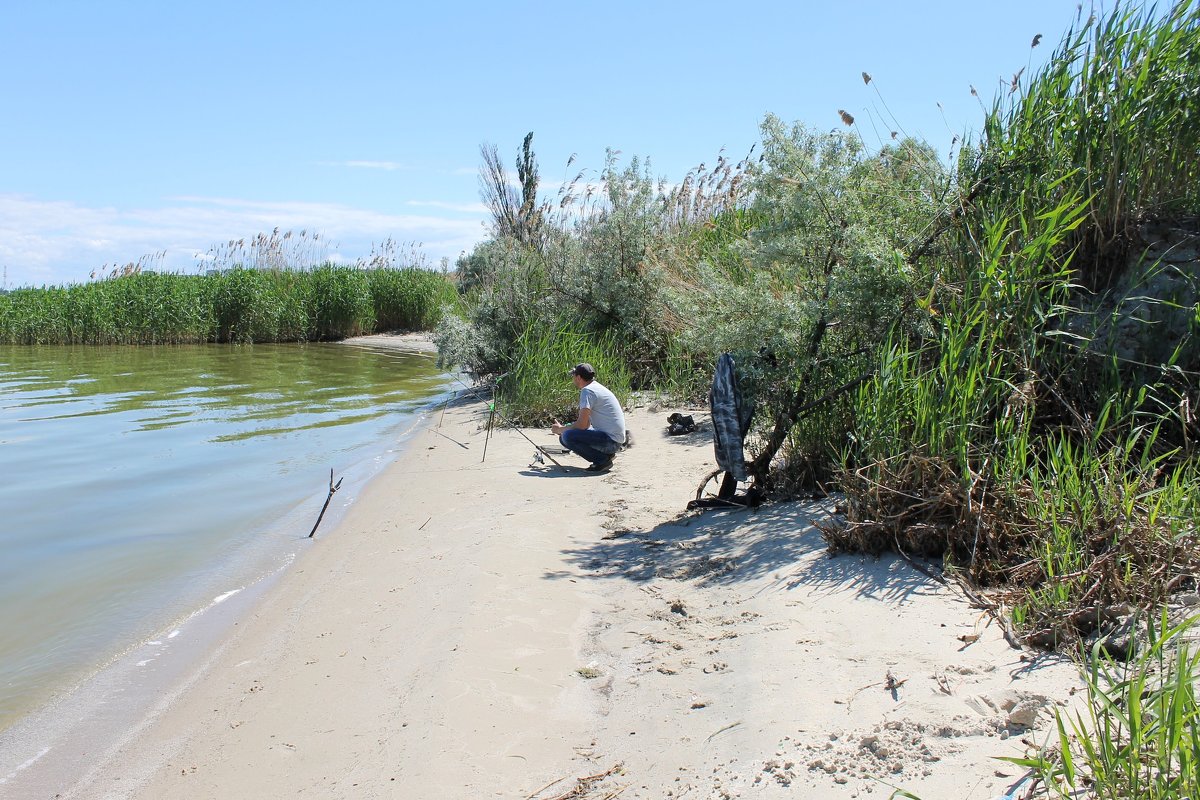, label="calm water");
[0,342,450,731]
